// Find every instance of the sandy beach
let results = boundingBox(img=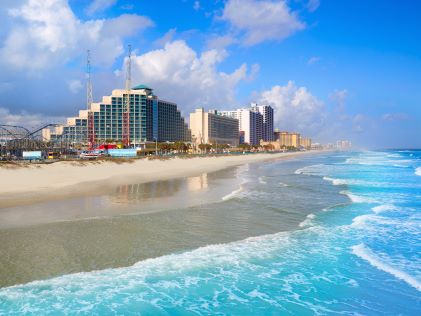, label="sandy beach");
[0,149,345,287]
[0,151,318,208]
